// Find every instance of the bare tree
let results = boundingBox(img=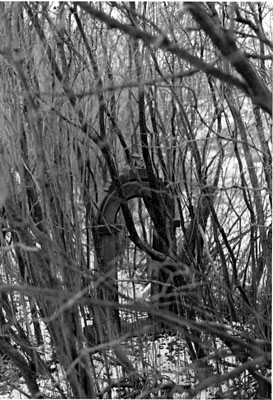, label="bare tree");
[0,2,271,398]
